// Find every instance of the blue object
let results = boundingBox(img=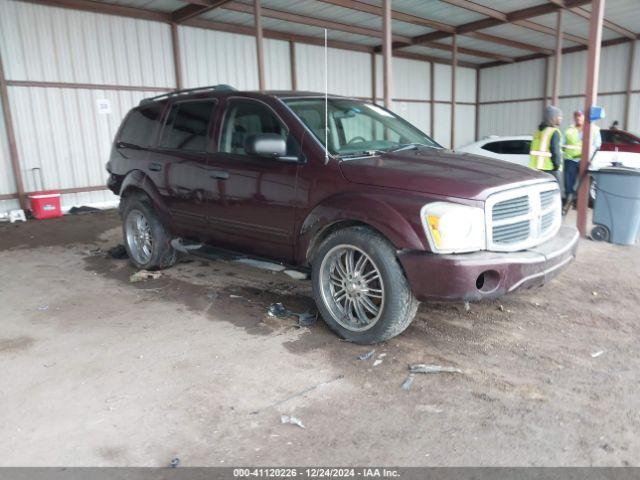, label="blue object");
[589,105,605,121]
[591,167,640,245]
